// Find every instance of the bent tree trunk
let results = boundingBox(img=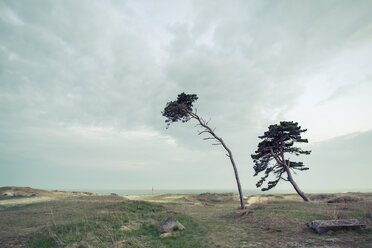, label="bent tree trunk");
[189,111,245,209]
[219,138,245,209]
[285,165,309,202]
